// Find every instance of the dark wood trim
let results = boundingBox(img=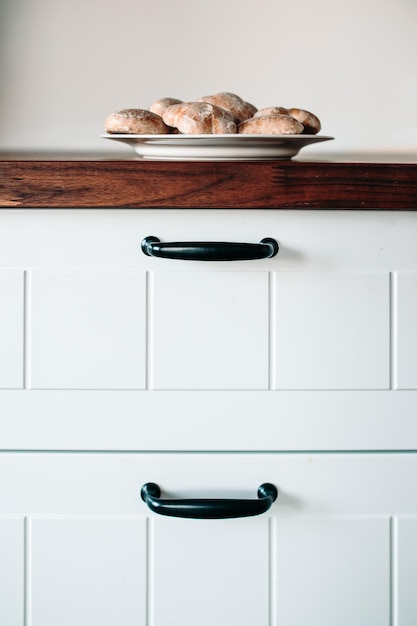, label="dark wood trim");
[1,158,417,209]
